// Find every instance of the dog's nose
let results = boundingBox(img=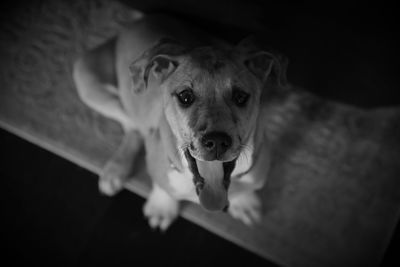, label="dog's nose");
[201,132,232,157]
